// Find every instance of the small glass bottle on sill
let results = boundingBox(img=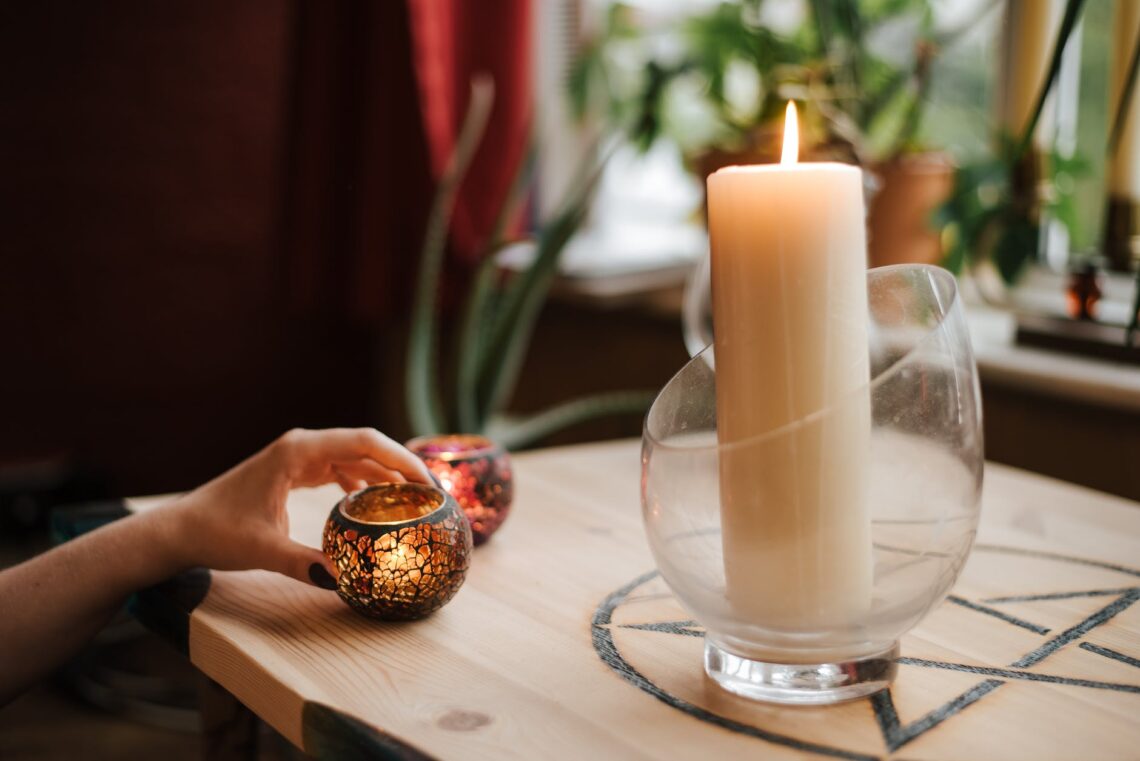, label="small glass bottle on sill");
[1066,259,1103,321]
